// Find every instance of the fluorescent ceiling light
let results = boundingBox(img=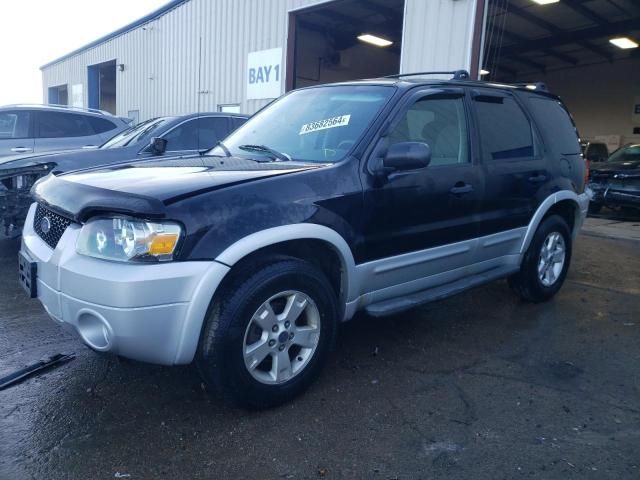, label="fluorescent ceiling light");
[357,34,393,47]
[480,69,490,75]
[609,37,639,49]
[532,0,560,5]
